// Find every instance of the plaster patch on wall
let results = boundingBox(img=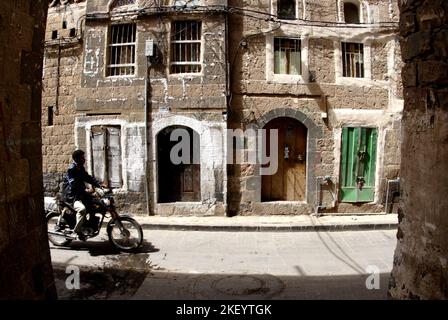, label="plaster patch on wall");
[83,48,100,77]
